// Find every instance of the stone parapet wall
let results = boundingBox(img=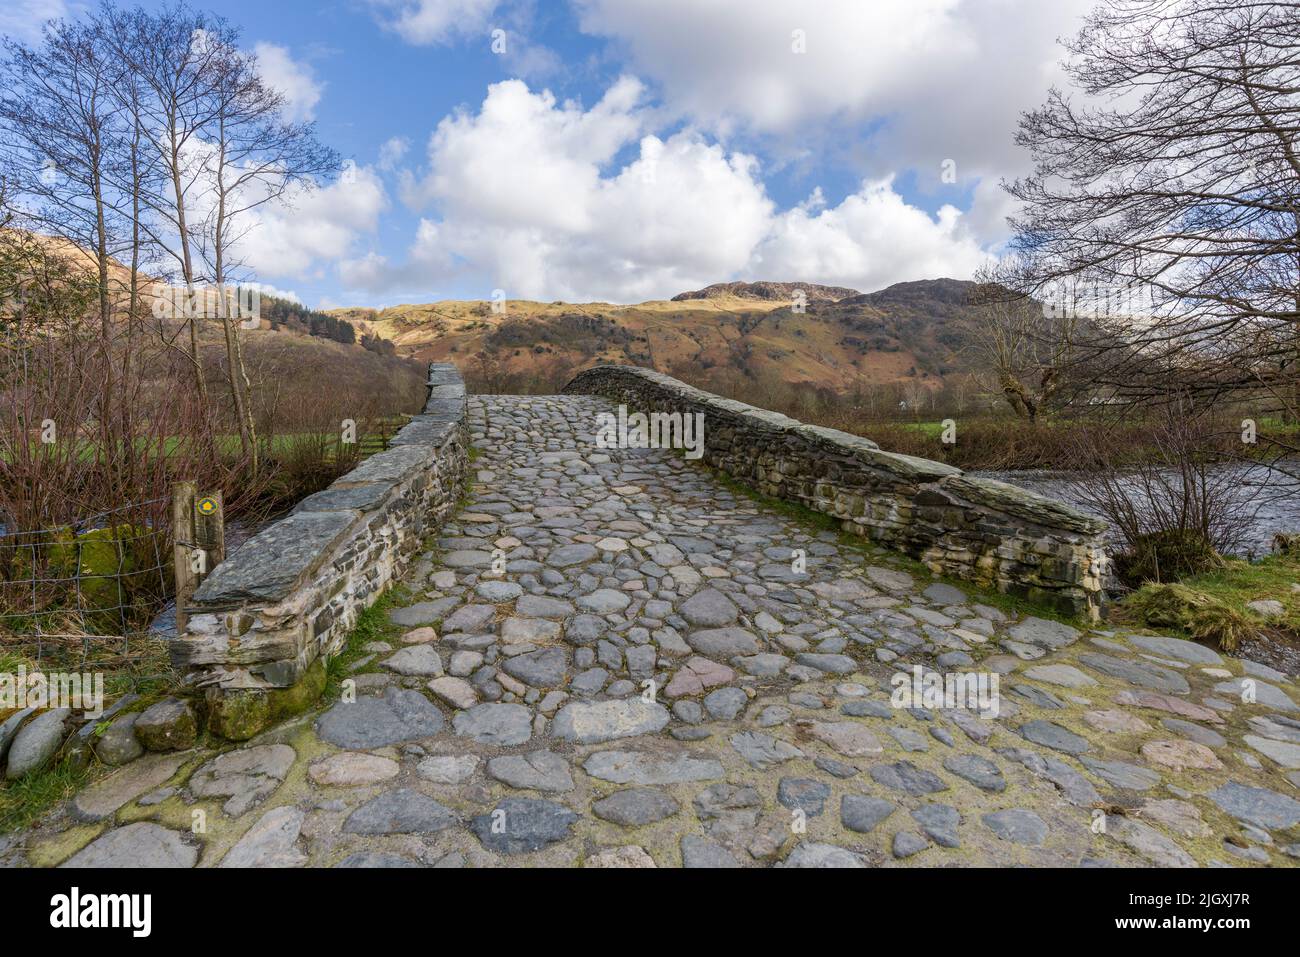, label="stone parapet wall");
[564,365,1107,619]
[170,363,468,737]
